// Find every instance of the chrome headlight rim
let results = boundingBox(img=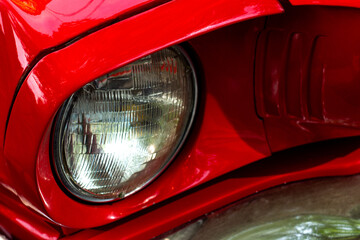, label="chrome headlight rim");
[51,45,199,203]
